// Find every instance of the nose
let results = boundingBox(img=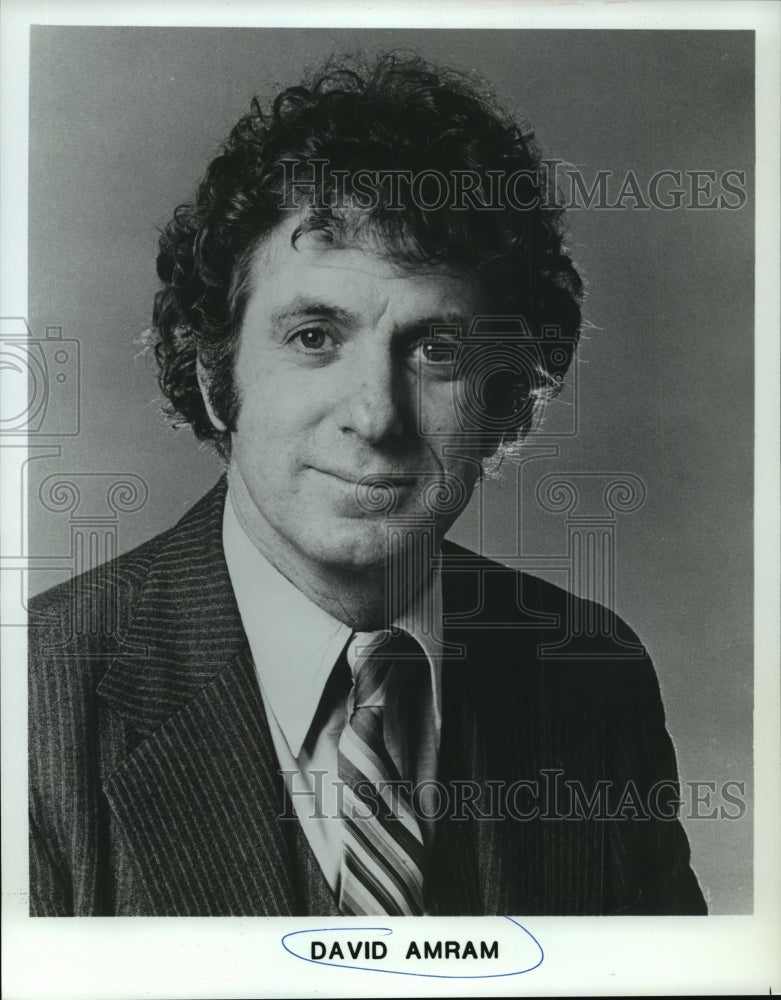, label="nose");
[340,344,406,444]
